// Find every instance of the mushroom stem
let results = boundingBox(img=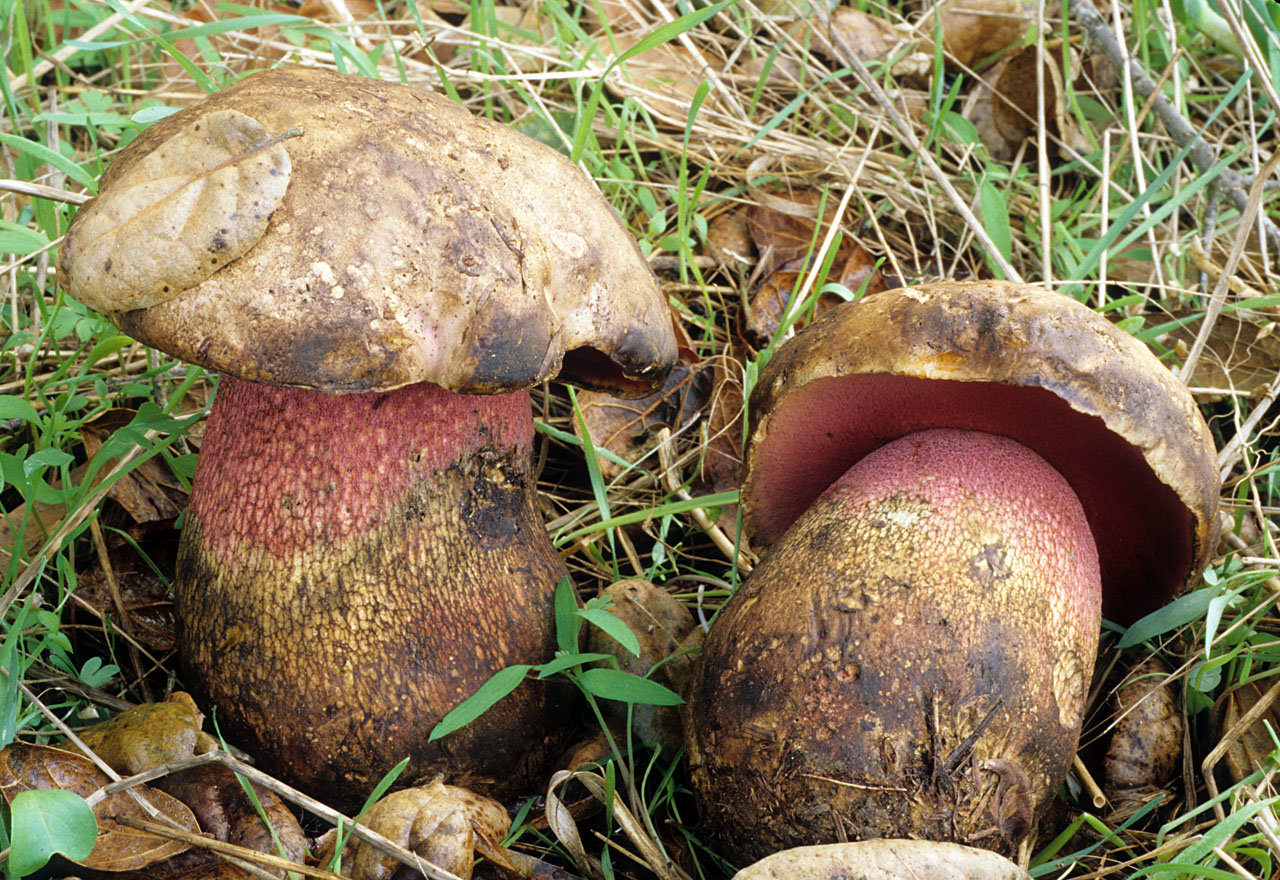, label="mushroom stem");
[686,429,1102,861]
[177,378,569,804]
